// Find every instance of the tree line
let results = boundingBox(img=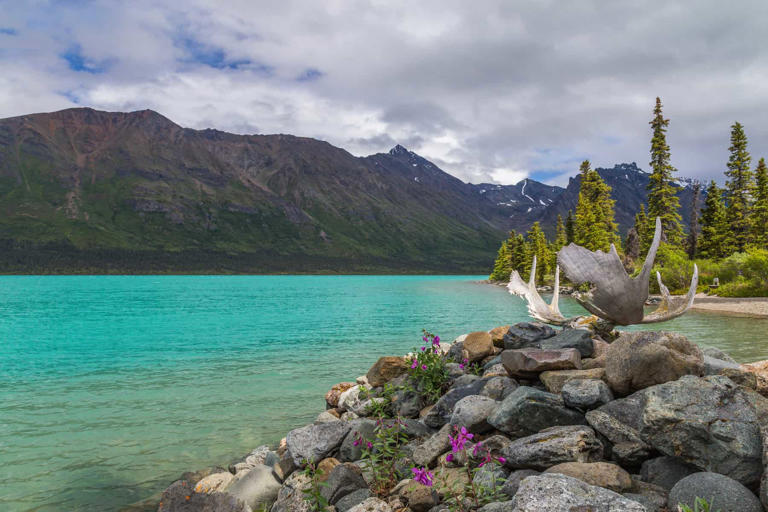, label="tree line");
[490,97,768,296]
